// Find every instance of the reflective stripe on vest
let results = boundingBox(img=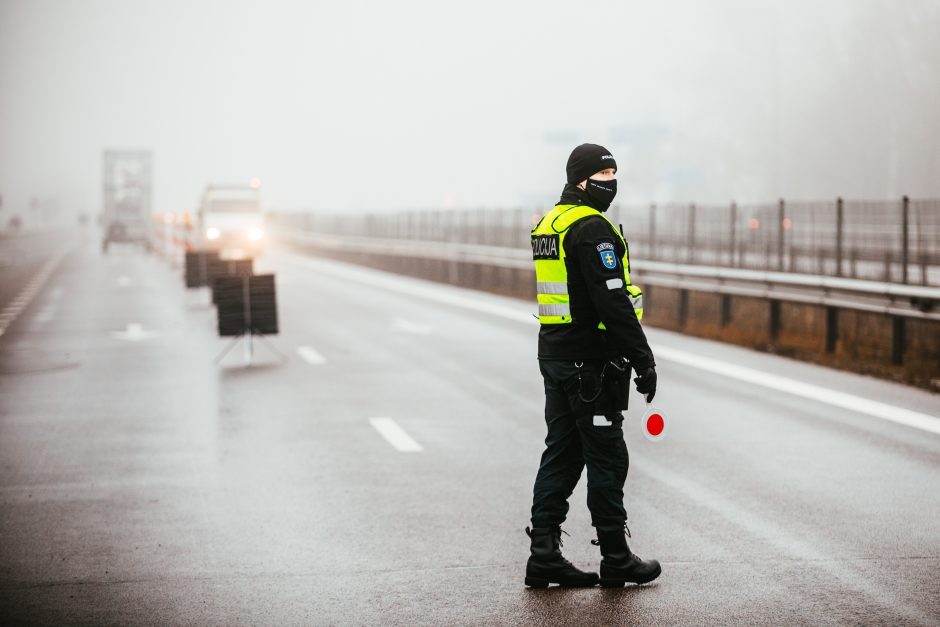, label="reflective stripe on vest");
[538,303,571,317]
[531,204,644,325]
[536,281,568,295]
